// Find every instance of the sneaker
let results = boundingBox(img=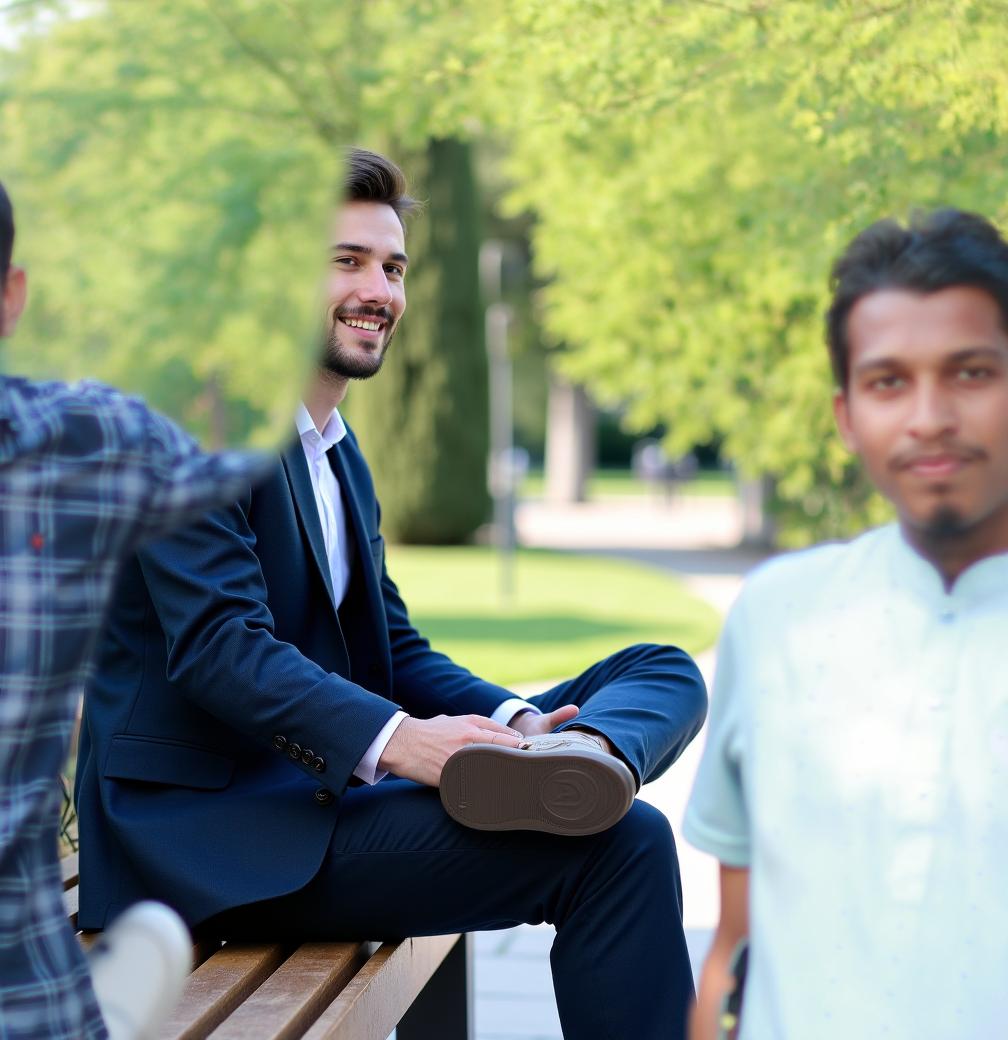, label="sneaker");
[87,901,192,1040]
[440,730,636,836]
